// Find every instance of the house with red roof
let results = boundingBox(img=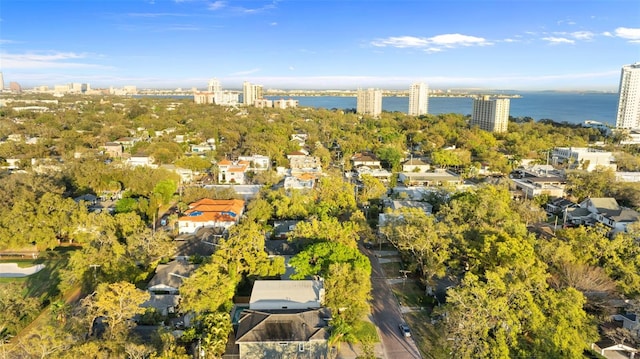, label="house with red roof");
[178,198,245,234]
